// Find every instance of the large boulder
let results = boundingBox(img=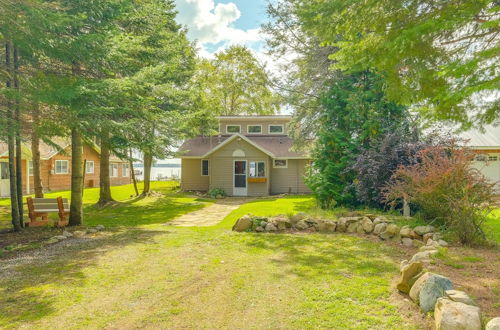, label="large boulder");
[396,261,423,294]
[486,318,500,330]
[419,274,454,313]
[290,212,308,225]
[446,290,476,306]
[400,226,413,238]
[402,238,413,247]
[347,222,359,233]
[232,215,253,232]
[318,220,336,232]
[409,272,433,302]
[435,298,481,330]
[361,217,374,233]
[373,223,387,235]
[373,216,390,225]
[386,224,399,235]
[410,250,438,263]
[414,225,435,236]
[295,220,309,231]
